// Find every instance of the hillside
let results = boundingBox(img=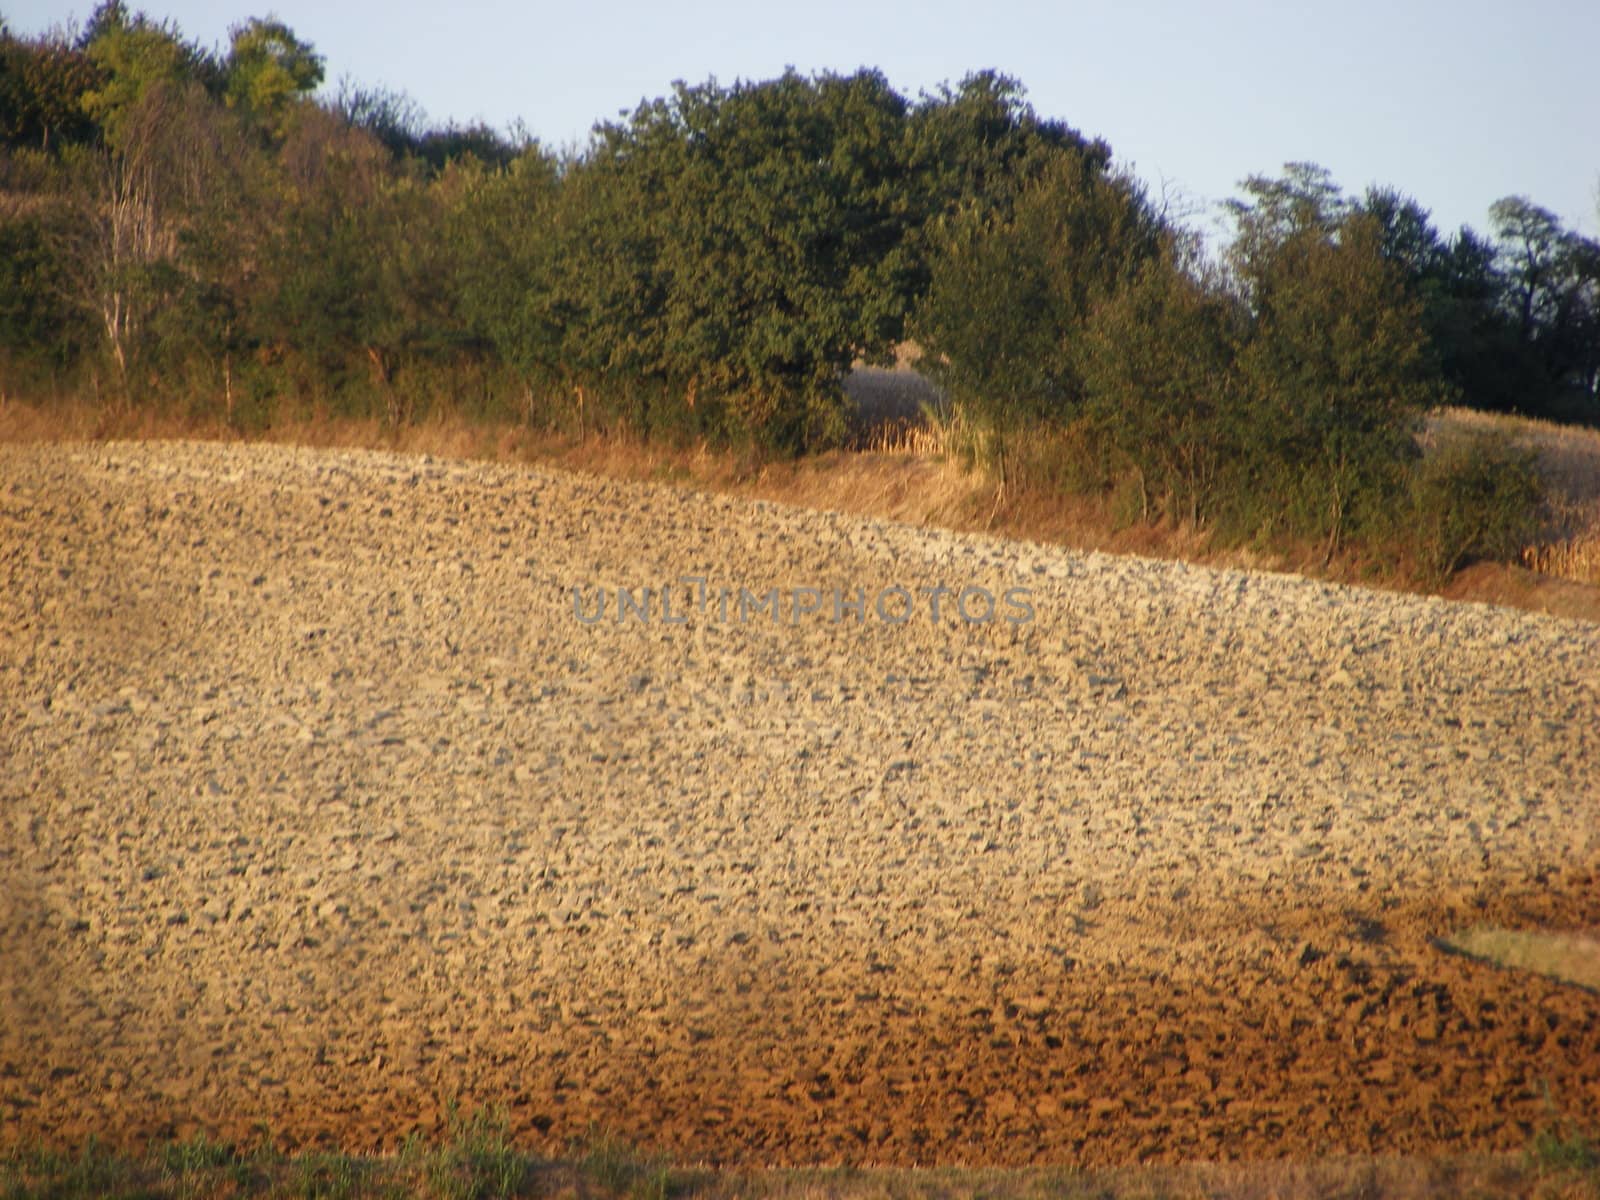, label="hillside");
[1,439,1597,1167]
